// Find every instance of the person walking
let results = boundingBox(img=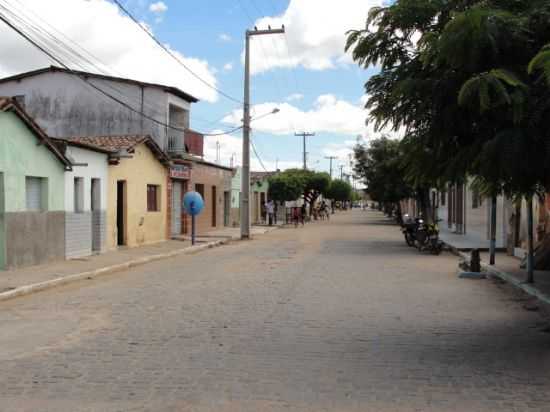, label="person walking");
[300,203,307,226]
